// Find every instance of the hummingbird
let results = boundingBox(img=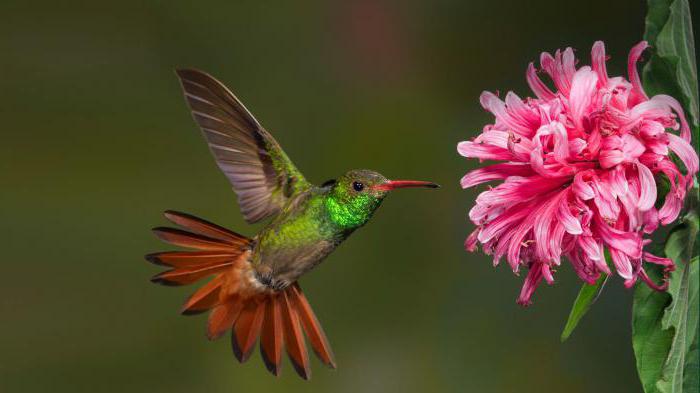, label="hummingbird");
[147,69,439,380]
